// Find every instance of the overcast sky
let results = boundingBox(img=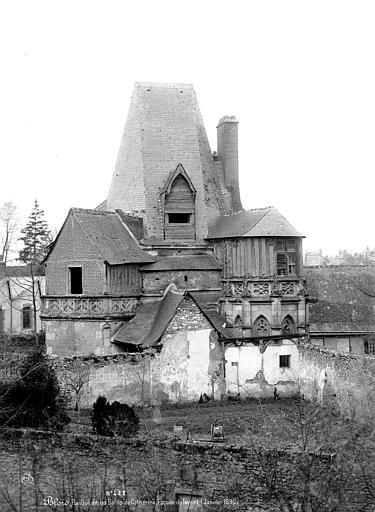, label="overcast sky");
[1,0,374,256]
